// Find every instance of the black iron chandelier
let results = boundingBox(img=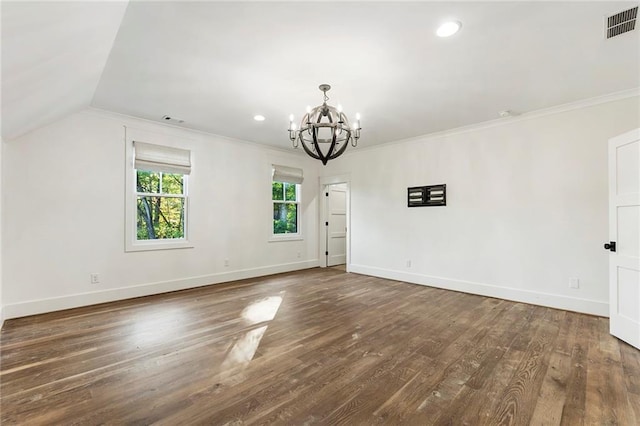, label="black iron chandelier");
[288,84,361,165]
